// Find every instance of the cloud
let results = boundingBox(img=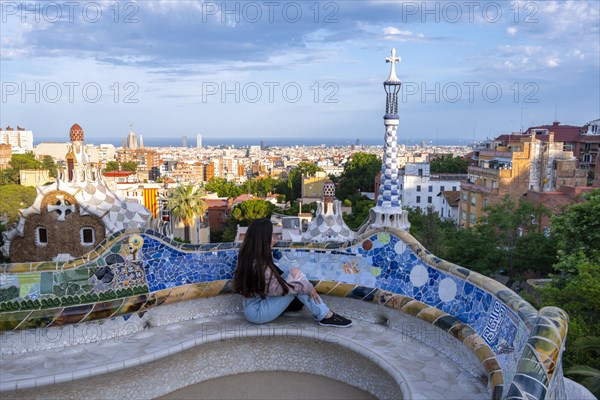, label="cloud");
[546,58,560,68]
[506,27,518,37]
[382,26,425,41]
